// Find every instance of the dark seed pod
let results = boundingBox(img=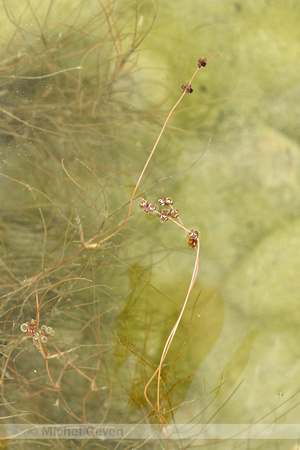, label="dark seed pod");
[169,208,179,218]
[158,197,166,206]
[188,229,199,247]
[139,199,148,208]
[189,230,199,240]
[197,58,207,68]
[160,216,168,222]
[181,84,193,93]
[160,210,169,222]
[188,238,197,248]
[148,203,156,212]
